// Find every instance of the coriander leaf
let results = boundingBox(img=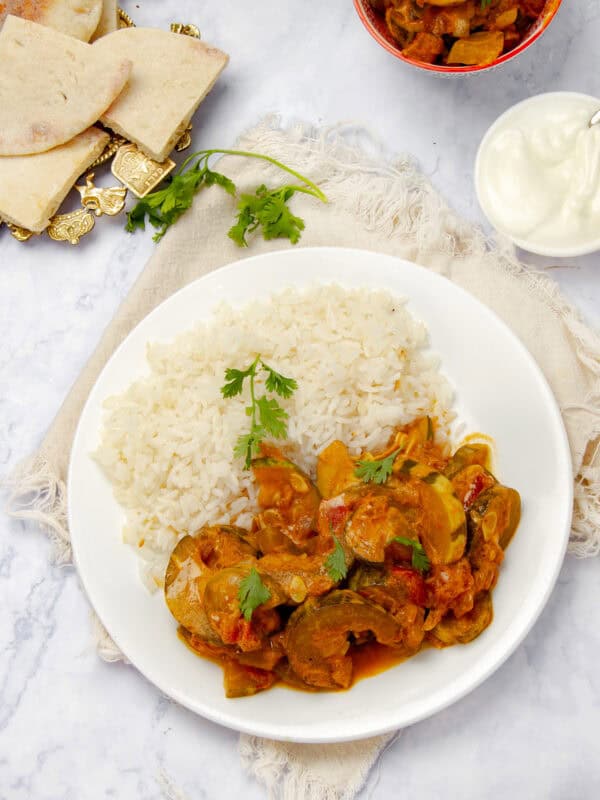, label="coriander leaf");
[325,537,348,582]
[126,163,212,241]
[125,202,150,233]
[160,187,179,214]
[256,186,305,242]
[480,0,492,8]
[221,365,253,398]
[141,184,173,209]
[228,205,257,247]
[390,537,431,574]
[354,448,402,485]
[203,168,236,196]
[125,199,167,234]
[228,185,305,247]
[261,362,298,399]
[238,567,271,621]
[259,196,305,243]
[233,428,264,469]
[228,188,264,247]
[256,395,288,439]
